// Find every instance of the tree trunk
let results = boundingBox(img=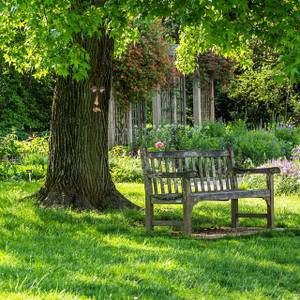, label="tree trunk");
[39,34,137,210]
